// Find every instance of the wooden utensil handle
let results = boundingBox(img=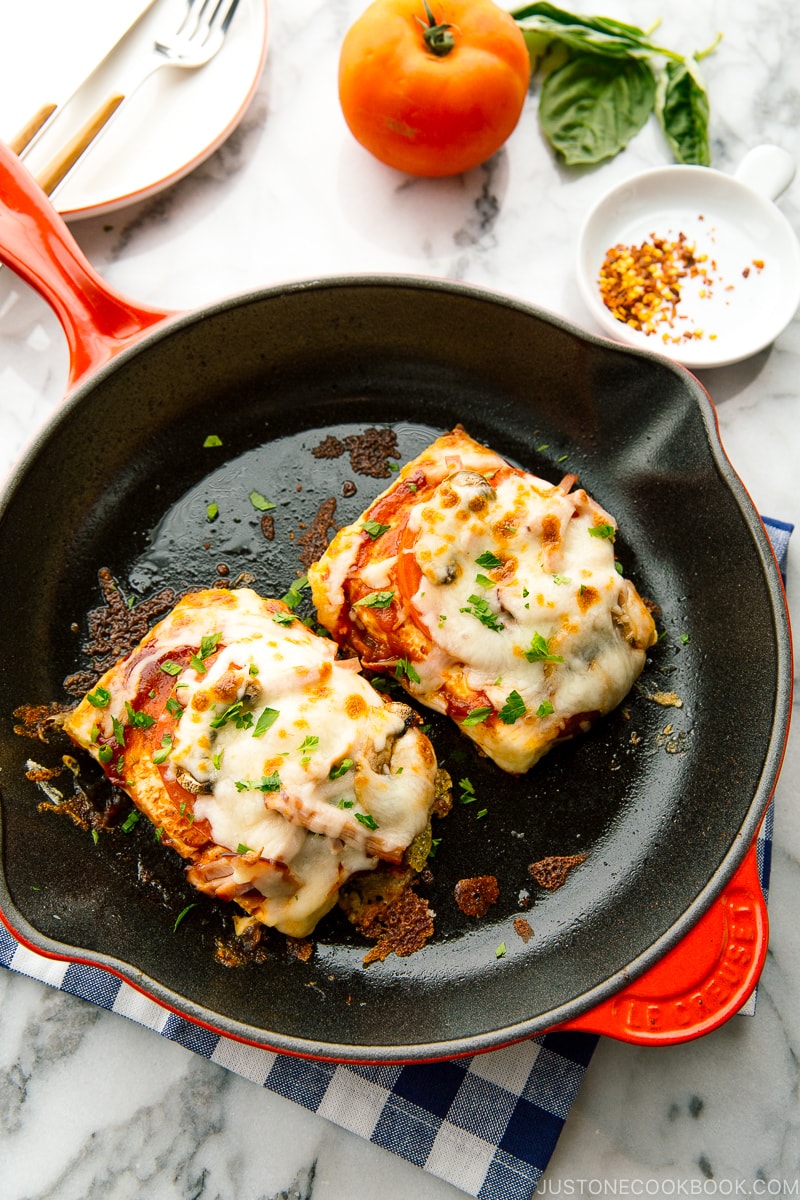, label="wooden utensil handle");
[8,103,58,155]
[35,92,126,196]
